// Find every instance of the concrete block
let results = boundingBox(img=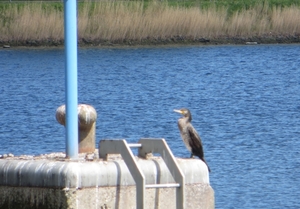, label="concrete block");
[0,157,214,209]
